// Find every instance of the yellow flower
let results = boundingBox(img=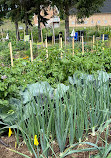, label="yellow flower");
[34,135,39,146]
[8,128,12,137]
